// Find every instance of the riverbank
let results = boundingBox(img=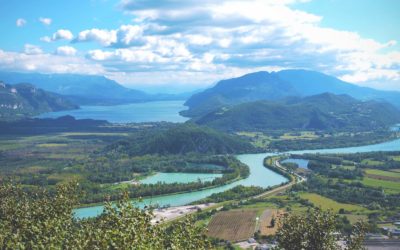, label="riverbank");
[74,138,400,218]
